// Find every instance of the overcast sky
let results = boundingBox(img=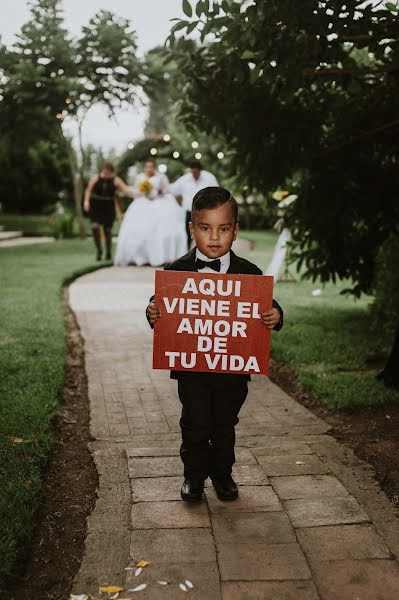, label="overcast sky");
[1,0,184,153]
